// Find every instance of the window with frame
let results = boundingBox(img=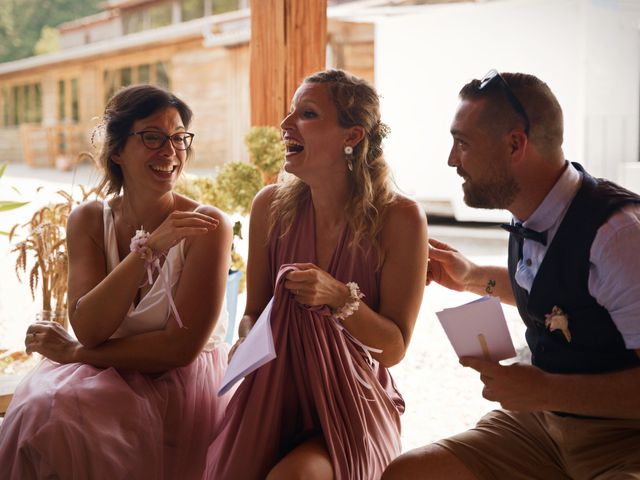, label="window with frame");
[149,3,172,28]
[182,0,205,21]
[123,10,144,34]
[58,78,80,123]
[104,62,171,103]
[1,82,43,127]
[212,0,239,15]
